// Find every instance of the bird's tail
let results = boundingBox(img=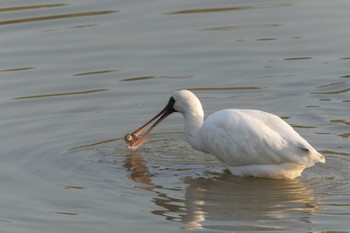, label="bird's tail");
[314,151,325,163]
[304,150,325,167]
